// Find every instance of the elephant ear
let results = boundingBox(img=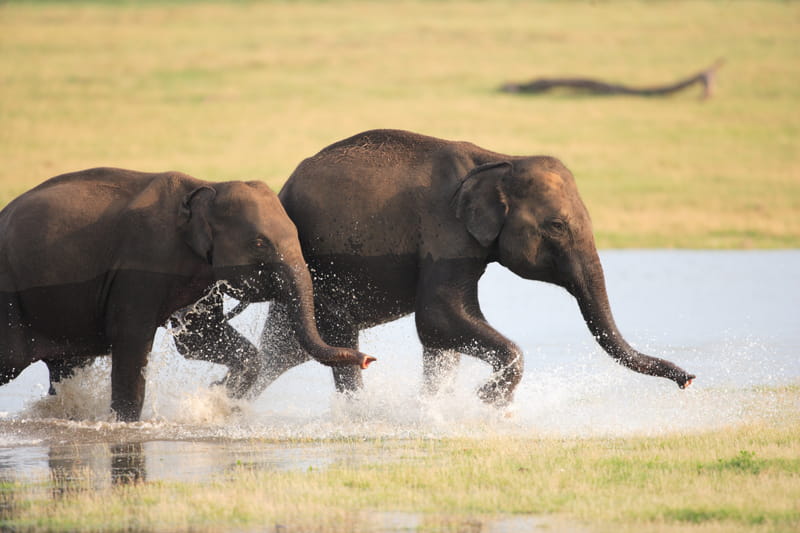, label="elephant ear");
[453,161,511,247]
[179,186,217,264]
